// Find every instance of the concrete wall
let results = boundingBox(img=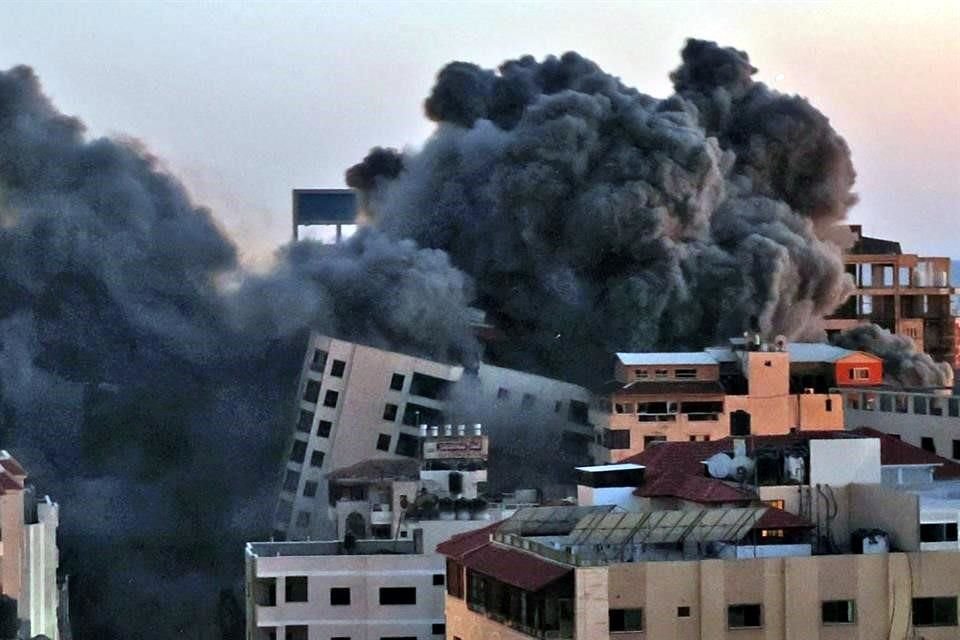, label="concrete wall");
[24,499,59,640]
[848,483,920,552]
[0,488,25,611]
[809,439,881,486]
